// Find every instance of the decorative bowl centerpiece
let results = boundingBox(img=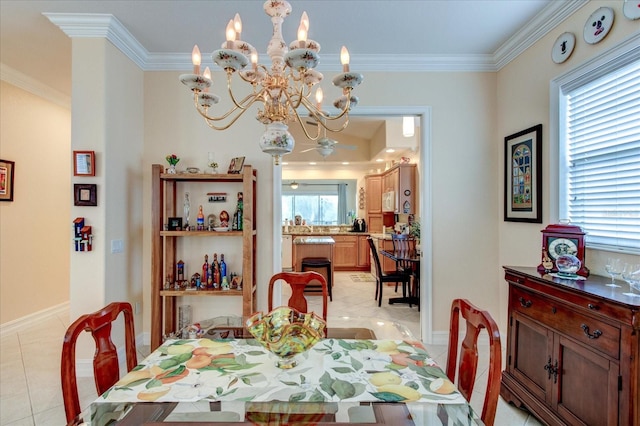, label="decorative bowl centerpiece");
[556,254,581,277]
[246,307,326,369]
